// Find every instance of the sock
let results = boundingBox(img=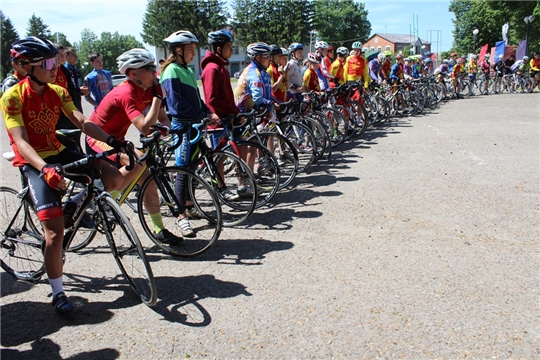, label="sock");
[149,212,165,234]
[49,276,63,297]
[110,190,121,201]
